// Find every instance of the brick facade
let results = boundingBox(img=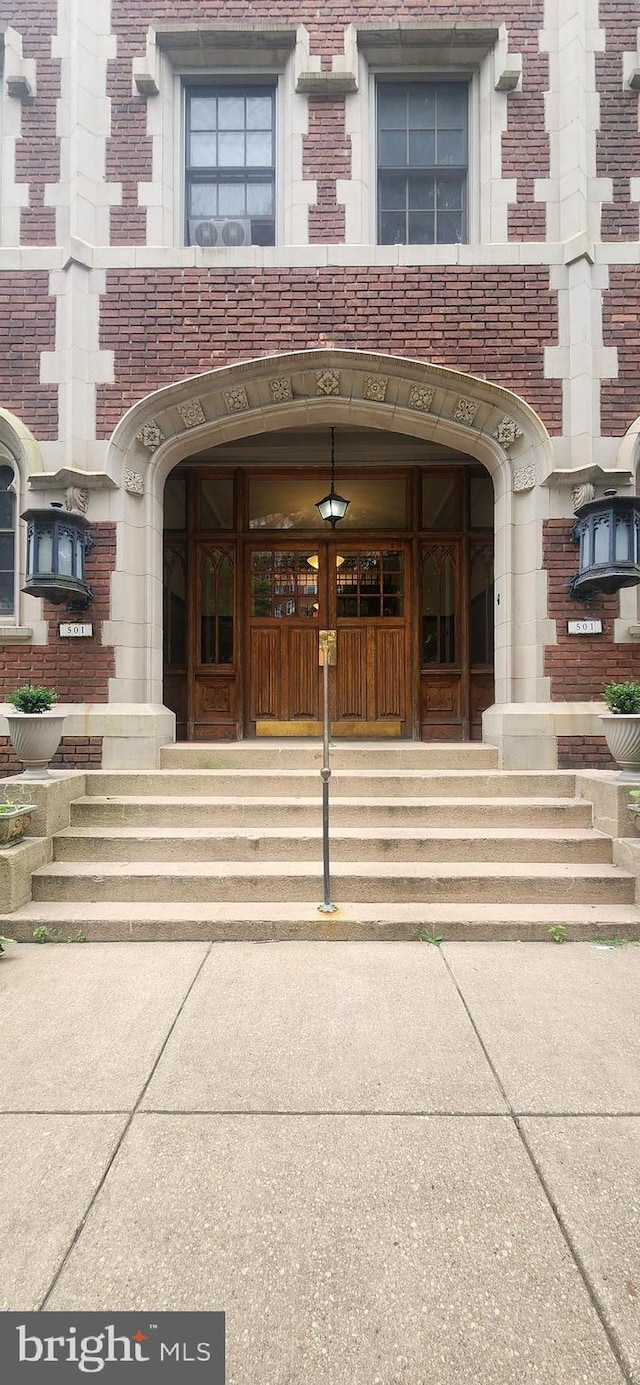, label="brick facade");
[0,0,60,244]
[598,1,640,243]
[557,736,616,771]
[0,273,57,438]
[602,267,640,438]
[0,525,116,701]
[105,0,548,245]
[96,265,561,437]
[0,735,103,776]
[543,520,639,703]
